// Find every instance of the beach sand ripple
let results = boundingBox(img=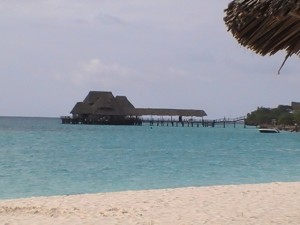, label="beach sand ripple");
[0,182,300,225]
